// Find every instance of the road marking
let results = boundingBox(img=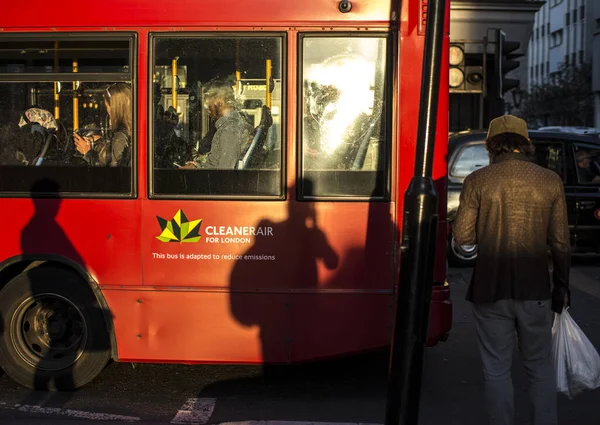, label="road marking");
[0,402,140,421]
[171,397,217,424]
